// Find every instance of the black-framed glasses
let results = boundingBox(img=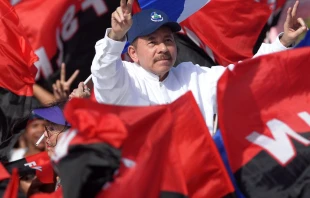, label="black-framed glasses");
[44,122,69,138]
